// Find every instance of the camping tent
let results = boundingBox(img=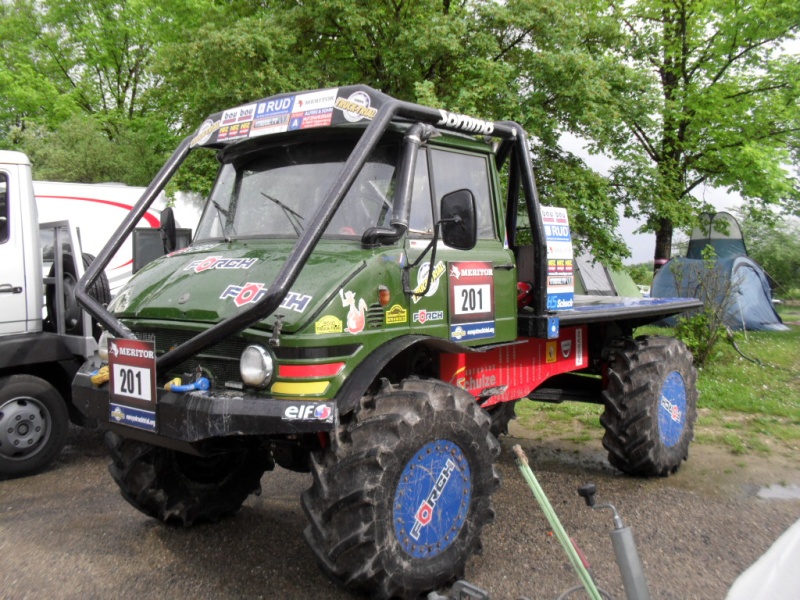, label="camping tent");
[687,211,748,260]
[573,252,642,297]
[652,256,788,332]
